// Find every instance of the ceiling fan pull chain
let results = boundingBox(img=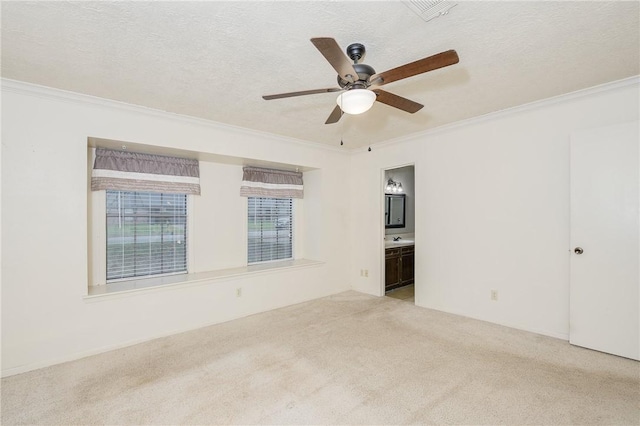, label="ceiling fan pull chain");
[340,94,345,146]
